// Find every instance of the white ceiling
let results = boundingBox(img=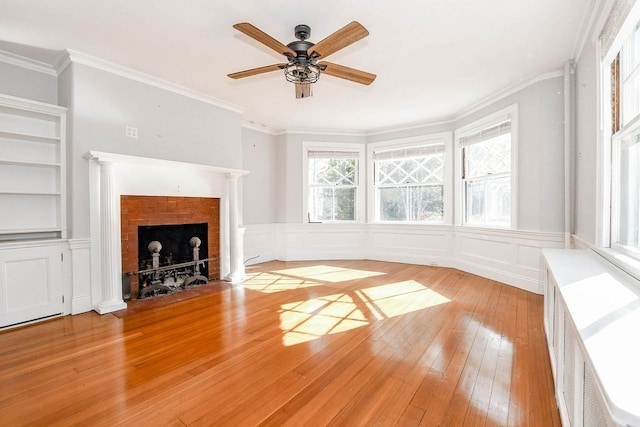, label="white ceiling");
[0,0,592,133]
